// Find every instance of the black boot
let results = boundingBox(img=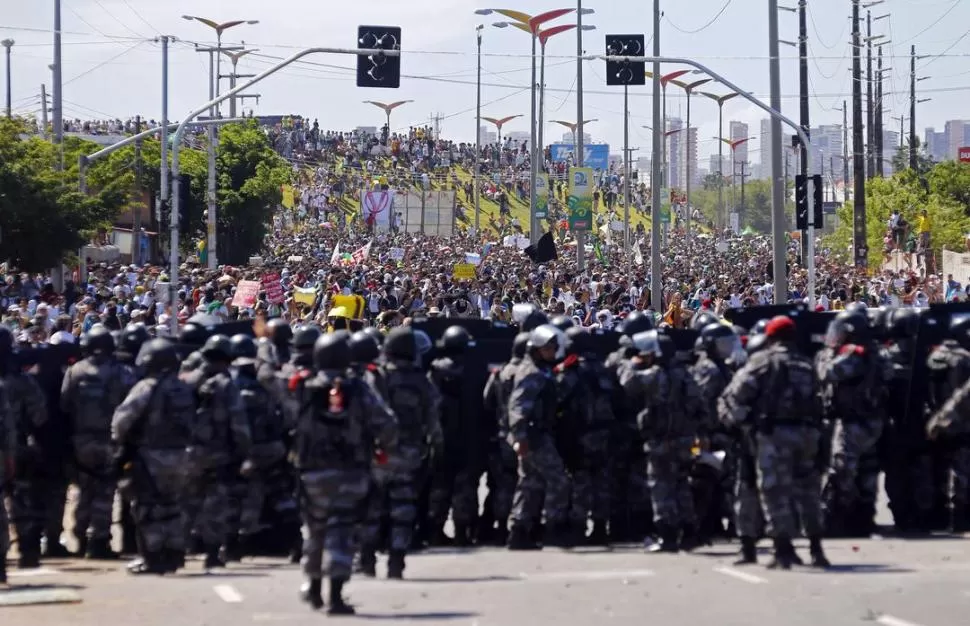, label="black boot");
[507,525,540,551]
[358,546,377,577]
[678,524,701,552]
[0,557,6,584]
[300,578,324,610]
[453,523,471,547]
[164,548,185,573]
[809,535,831,568]
[222,535,242,563]
[428,525,451,547]
[74,534,89,558]
[647,524,679,553]
[188,535,205,555]
[289,536,302,564]
[18,530,41,569]
[387,549,406,579]
[543,522,573,548]
[86,537,118,560]
[127,553,166,575]
[609,515,630,543]
[203,545,225,570]
[41,535,71,559]
[327,578,355,615]
[950,508,970,534]
[766,536,795,570]
[120,502,138,555]
[734,536,757,565]
[476,516,494,545]
[587,521,609,546]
